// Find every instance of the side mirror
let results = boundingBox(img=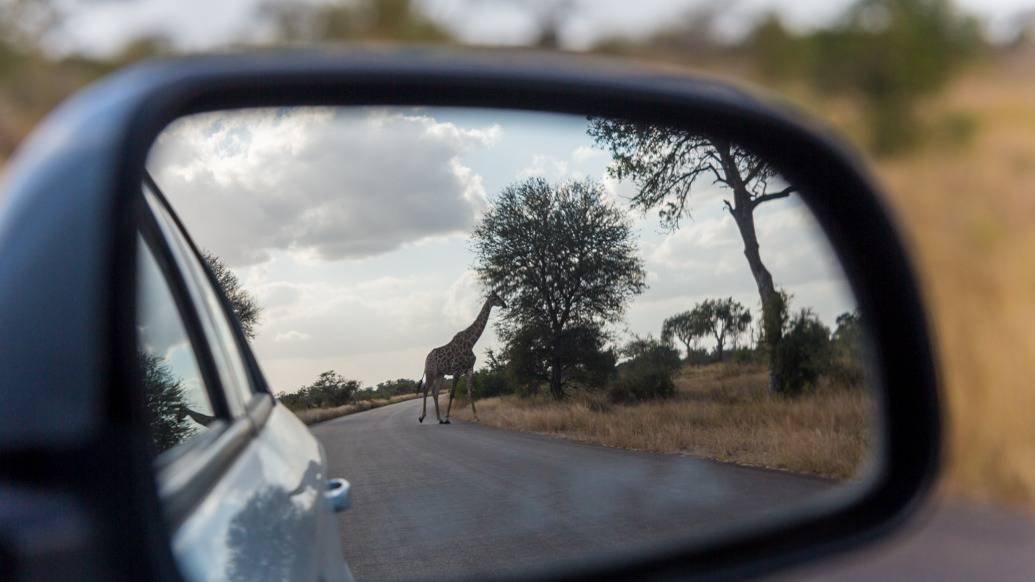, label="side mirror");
[0,51,939,580]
